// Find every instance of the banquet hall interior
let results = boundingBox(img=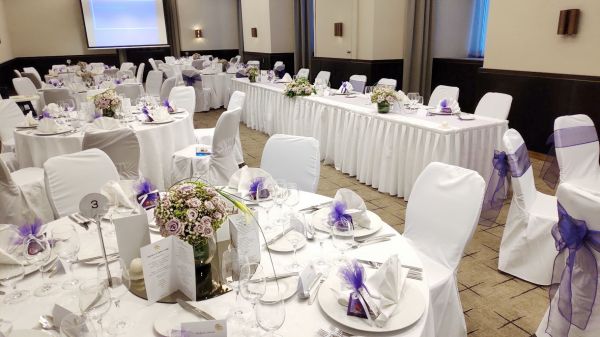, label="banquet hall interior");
[0,0,599,336]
